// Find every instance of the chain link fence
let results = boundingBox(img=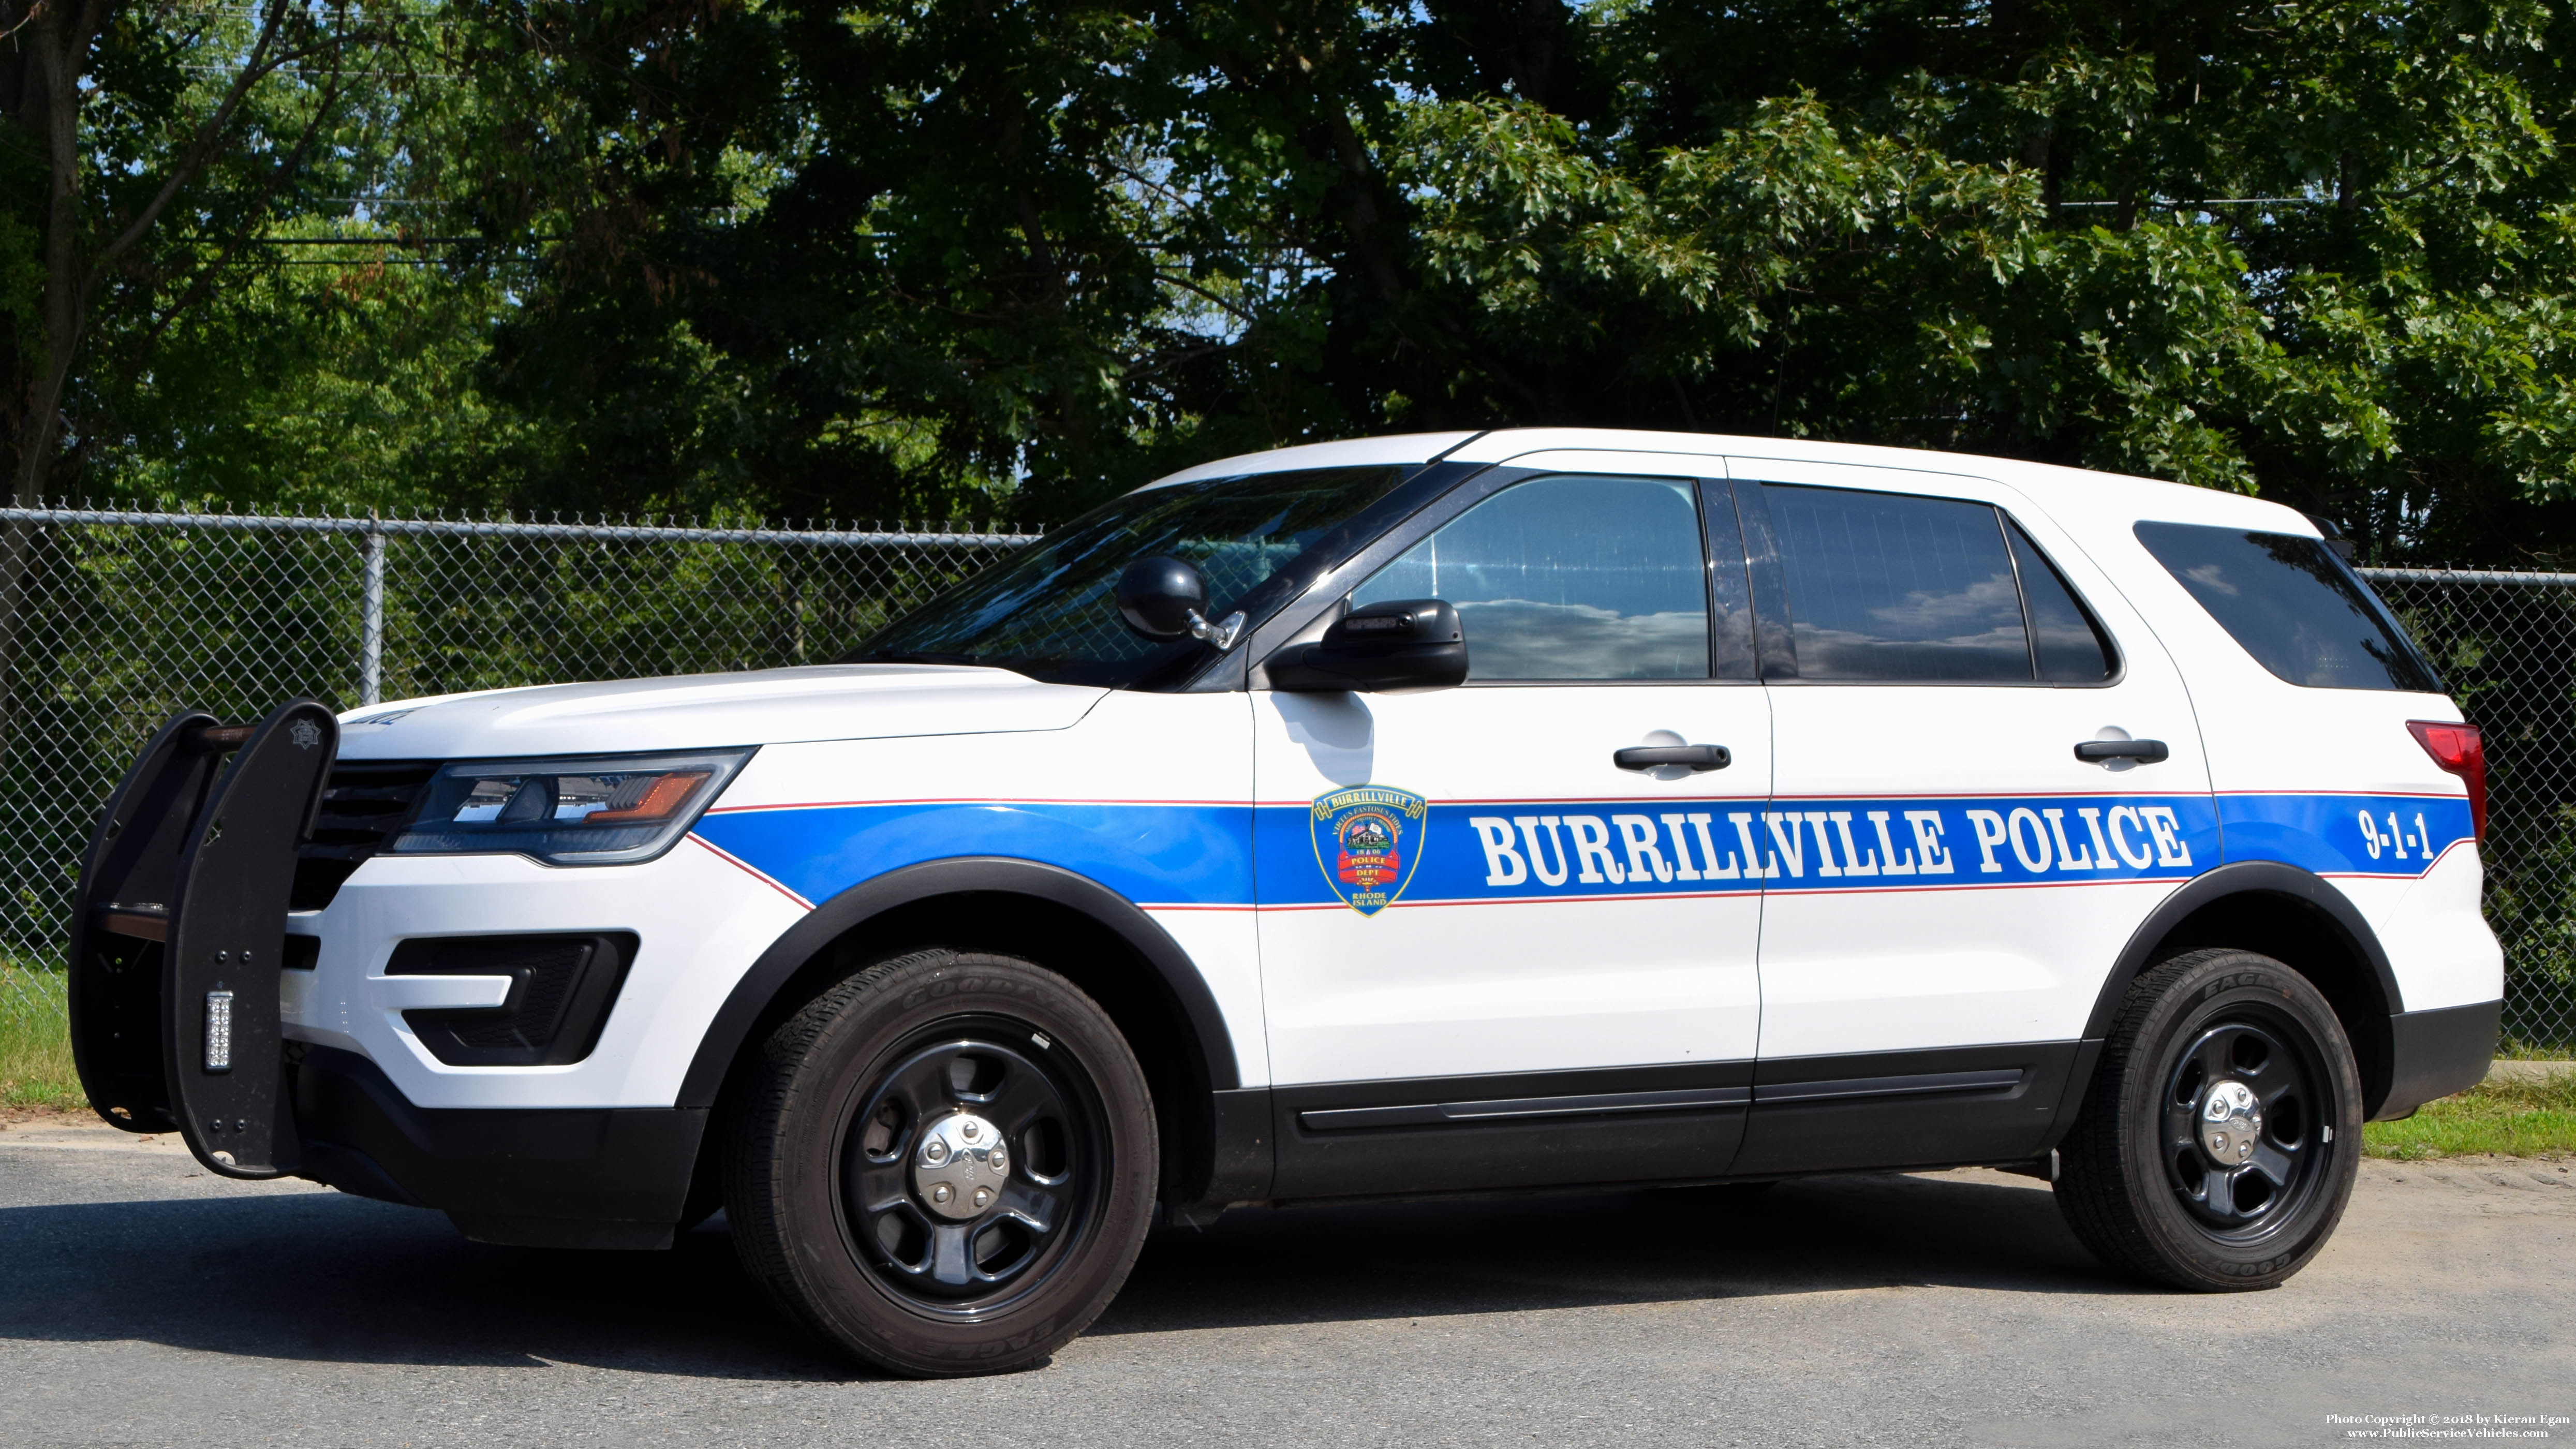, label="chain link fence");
[2364,567,2576,1053]
[0,512,2568,1087]
[0,506,1035,1075]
